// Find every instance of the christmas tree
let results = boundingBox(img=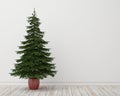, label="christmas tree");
[11,9,56,79]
